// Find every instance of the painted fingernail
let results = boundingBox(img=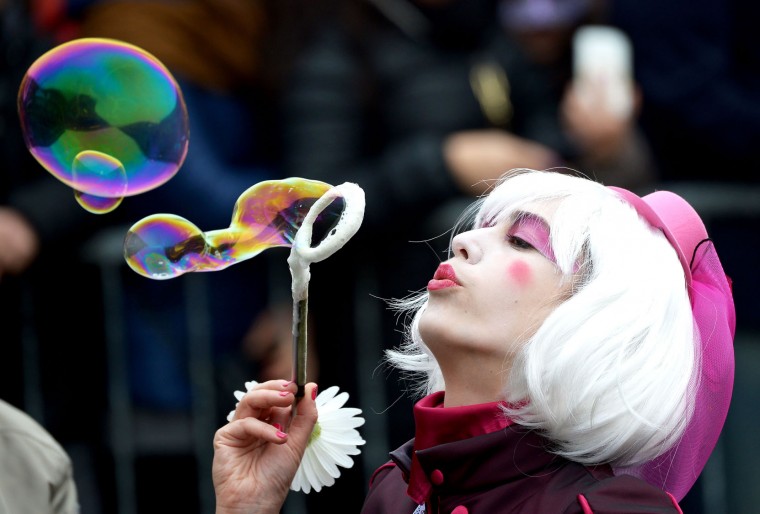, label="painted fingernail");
[276,430,287,439]
[312,386,318,401]
[281,380,293,387]
[272,423,283,431]
[279,390,290,397]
